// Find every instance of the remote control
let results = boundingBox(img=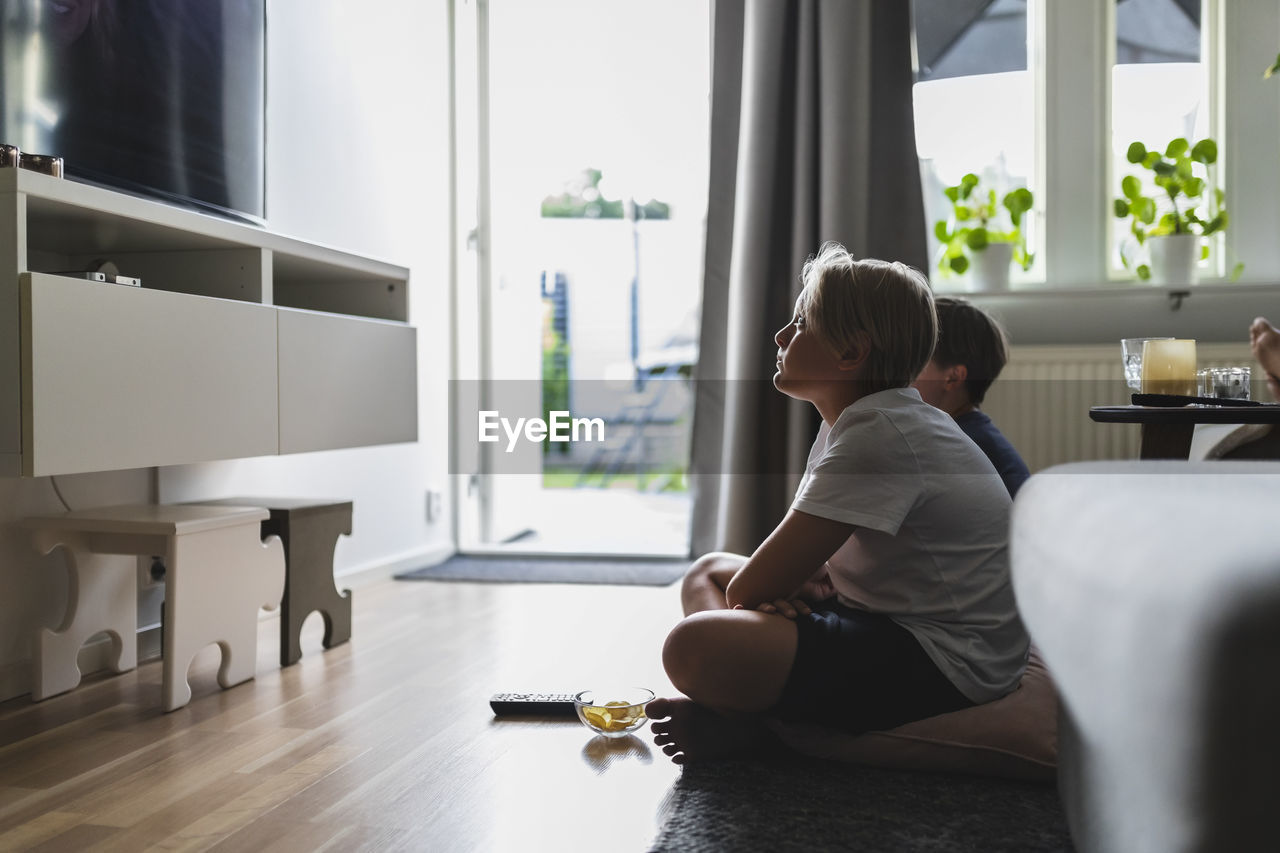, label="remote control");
[489,692,579,717]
